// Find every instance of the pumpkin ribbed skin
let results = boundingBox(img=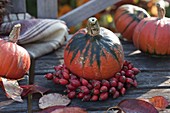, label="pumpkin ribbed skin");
[114,4,150,41]
[0,39,30,79]
[64,27,124,80]
[133,17,170,55]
